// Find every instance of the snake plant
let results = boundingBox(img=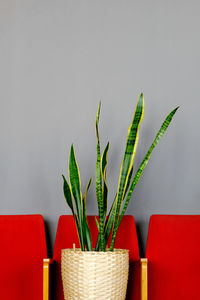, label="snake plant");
[62,93,179,251]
